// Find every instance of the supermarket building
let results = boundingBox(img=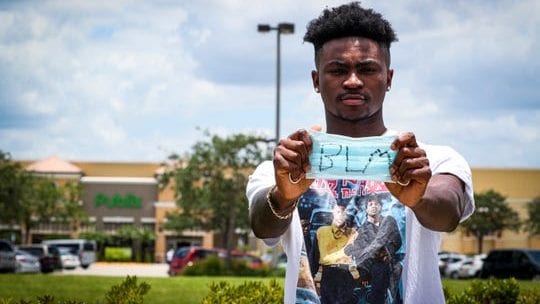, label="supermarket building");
[10,156,540,262]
